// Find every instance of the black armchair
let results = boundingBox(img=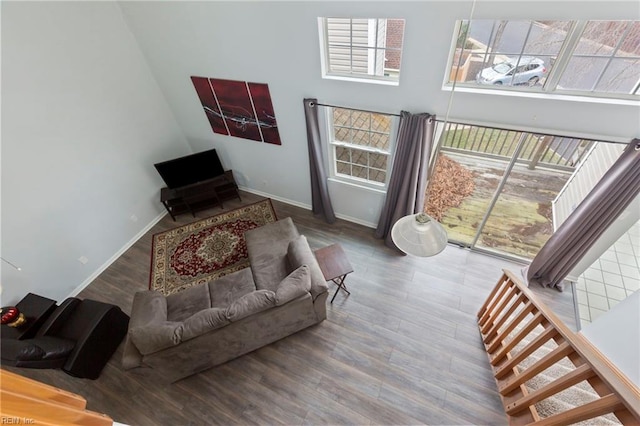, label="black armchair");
[1,297,129,379]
